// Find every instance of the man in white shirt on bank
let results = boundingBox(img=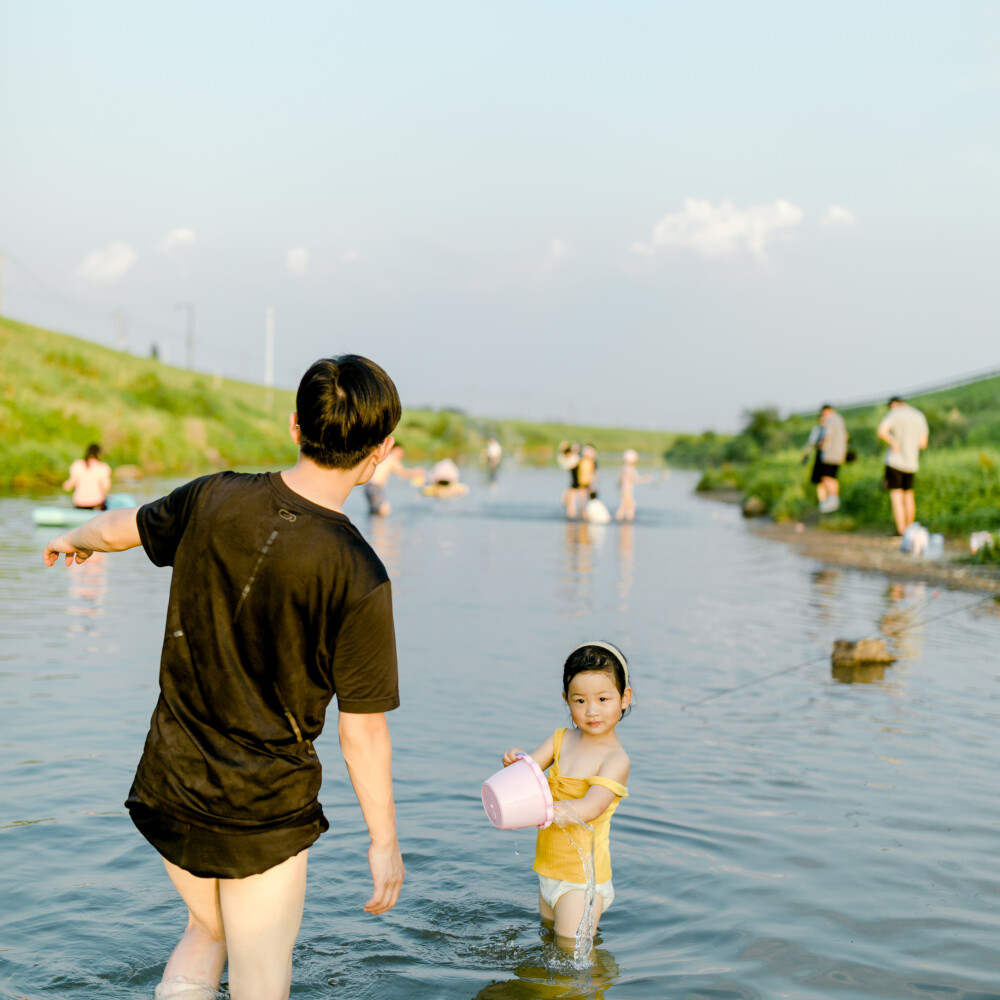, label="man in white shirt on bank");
[877,396,929,536]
